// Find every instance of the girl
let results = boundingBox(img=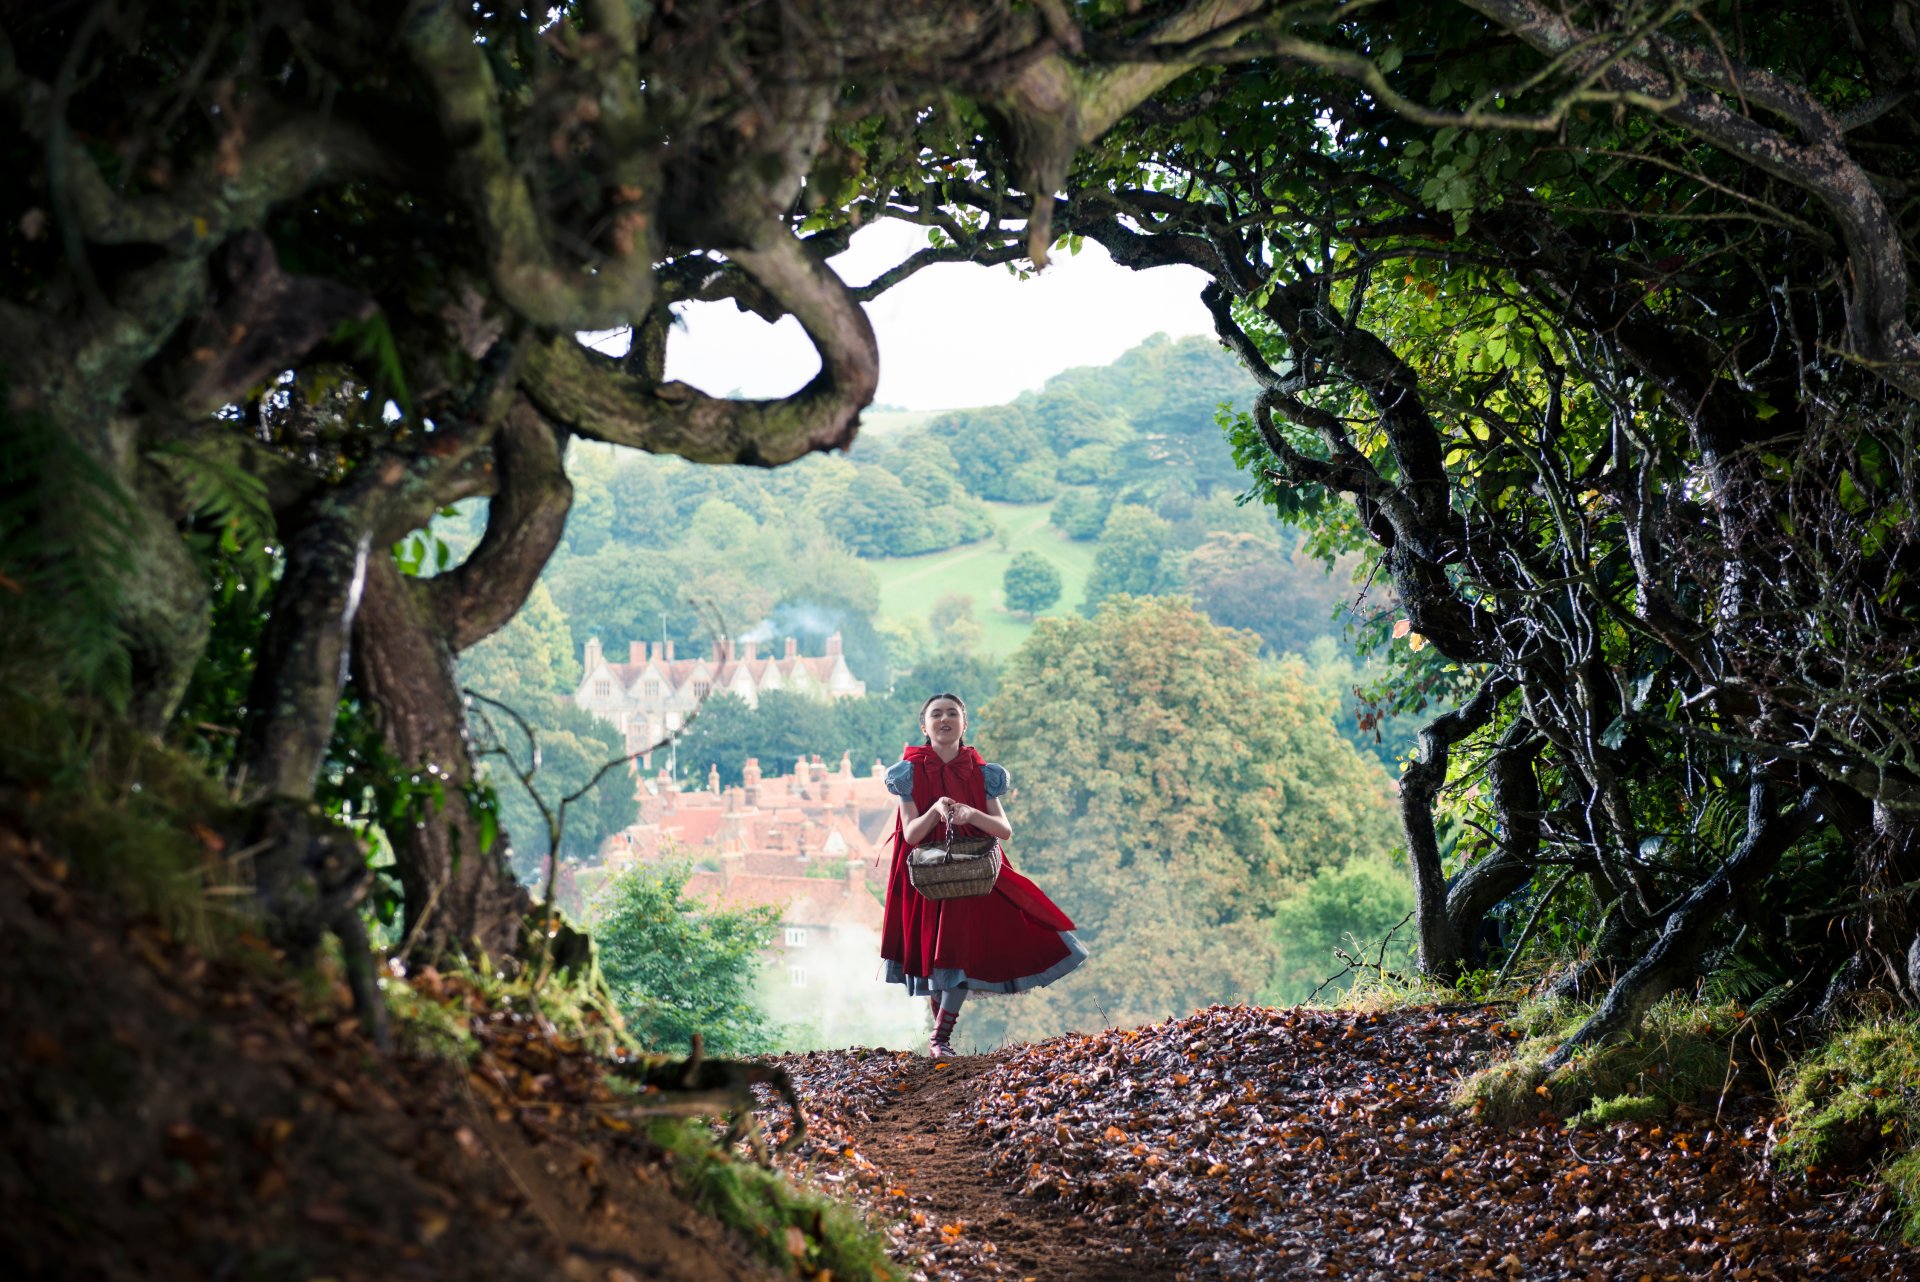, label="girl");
[880,692,1087,1057]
